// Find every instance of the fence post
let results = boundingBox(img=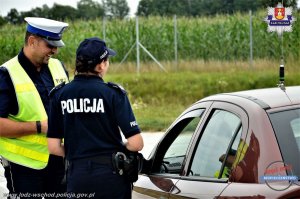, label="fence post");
[102,17,106,41]
[116,16,166,74]
[136,16,140,75]
[249,10,253,69]
[174,15,178,71]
